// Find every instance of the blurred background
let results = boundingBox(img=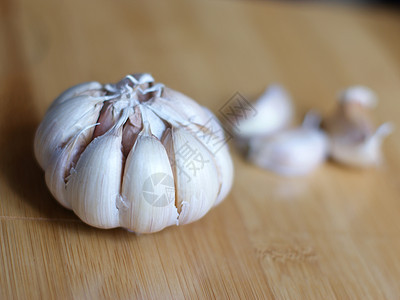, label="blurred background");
[2,0,399,116]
